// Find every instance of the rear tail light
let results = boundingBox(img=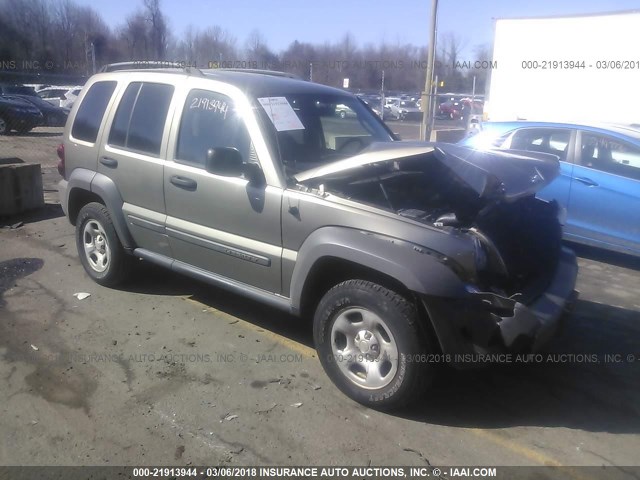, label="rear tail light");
[56,143,65,178]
